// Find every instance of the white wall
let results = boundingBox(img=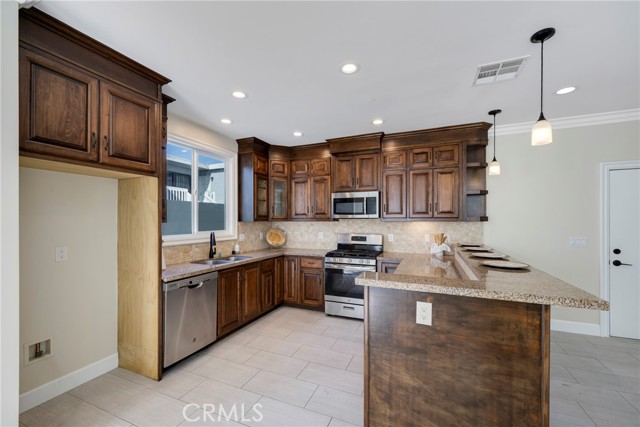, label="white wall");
[169,113,238,153]
[0,1,20,425]
[484,120,640,326]
[19,169,118,393]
